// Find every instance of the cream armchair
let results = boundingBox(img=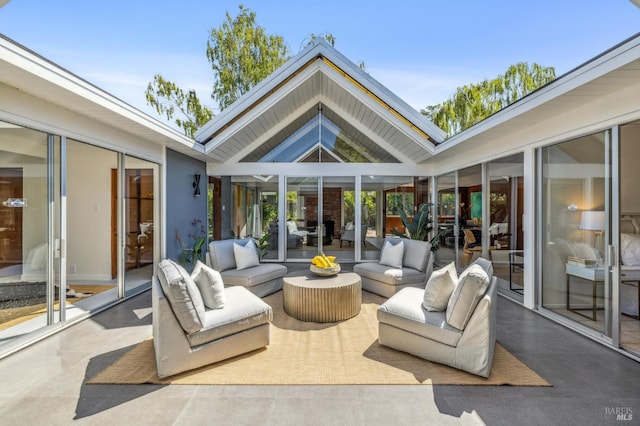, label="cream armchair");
[207,238,287,297]
[377,258,497,377]
[353,237,433,298]
[340,224,368,248]
[153,259,272,378]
